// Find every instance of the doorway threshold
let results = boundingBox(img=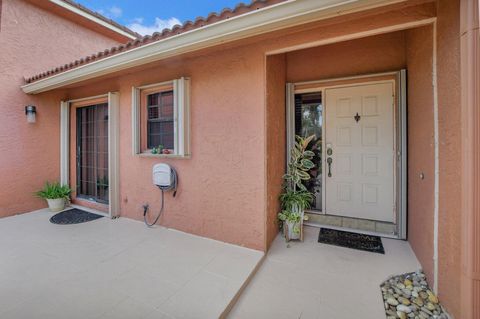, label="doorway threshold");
[305,211,398,238]
[69,204,110,218]
[304,221,400,240]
